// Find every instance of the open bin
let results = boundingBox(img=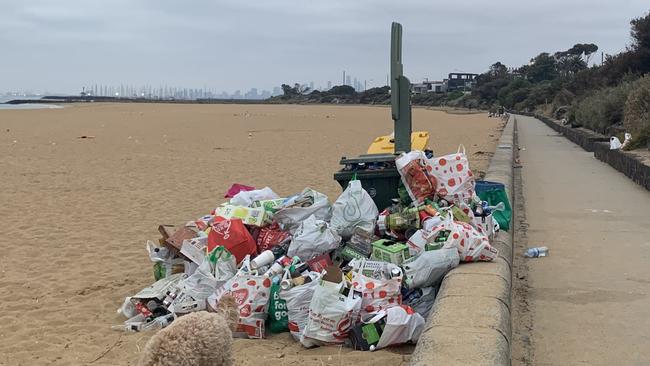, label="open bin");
[333,154,401,211]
